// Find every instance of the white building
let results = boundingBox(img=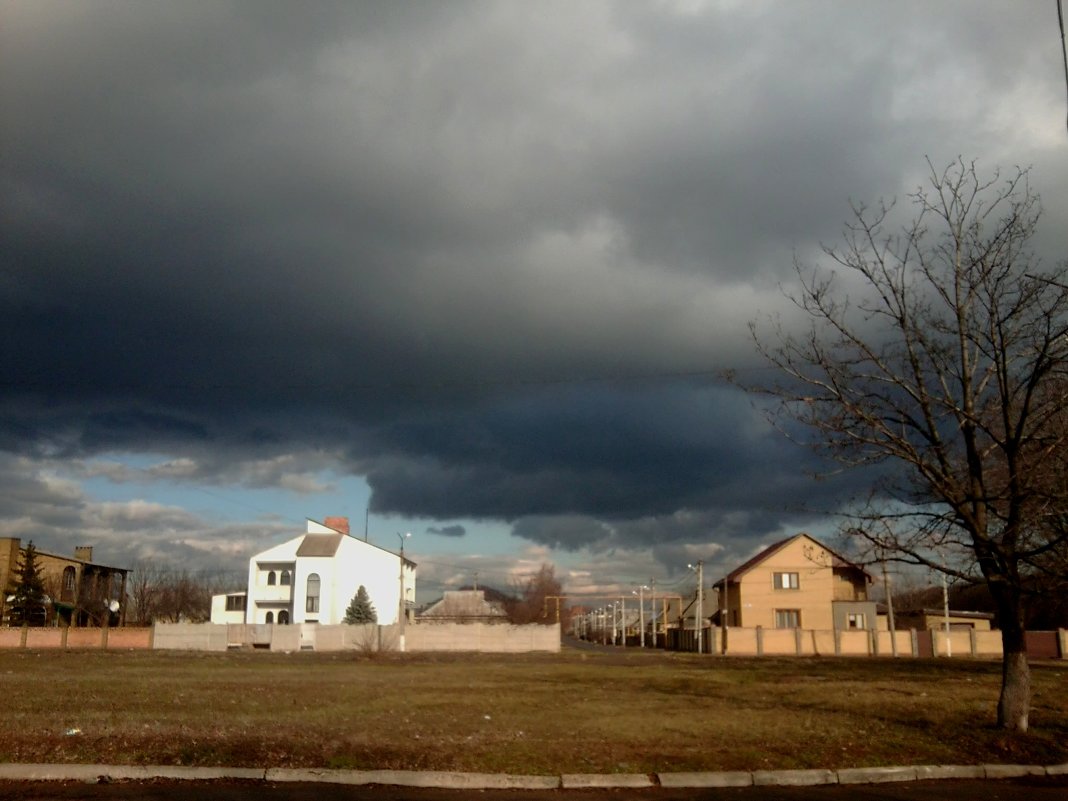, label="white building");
[211,517,416,625]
